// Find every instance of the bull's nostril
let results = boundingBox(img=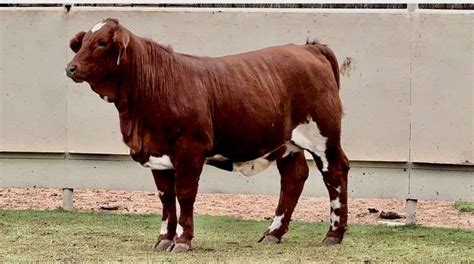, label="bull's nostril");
[66,65,77,75]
